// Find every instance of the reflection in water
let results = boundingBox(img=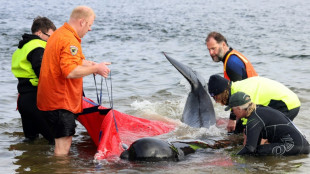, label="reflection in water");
[9,133,99,173]
[232,154,308,173]
[9,138,54,173]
